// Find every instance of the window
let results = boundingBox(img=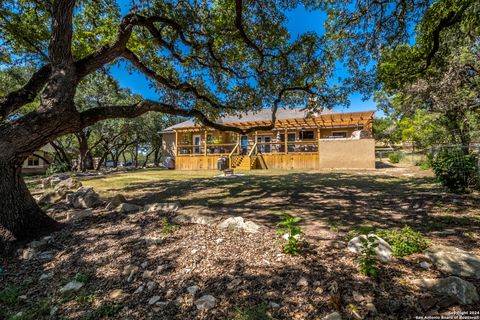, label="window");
[27,157,40,166]
[300,131,314,140]
[332,131,347,138]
